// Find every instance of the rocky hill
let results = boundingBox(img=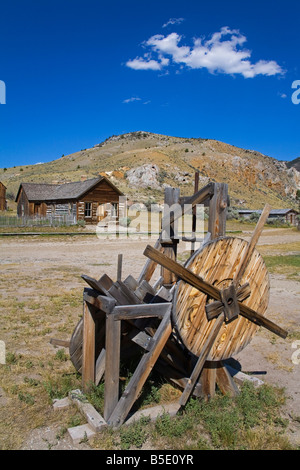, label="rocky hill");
[286,157,300,173]
[1,131,299,210]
